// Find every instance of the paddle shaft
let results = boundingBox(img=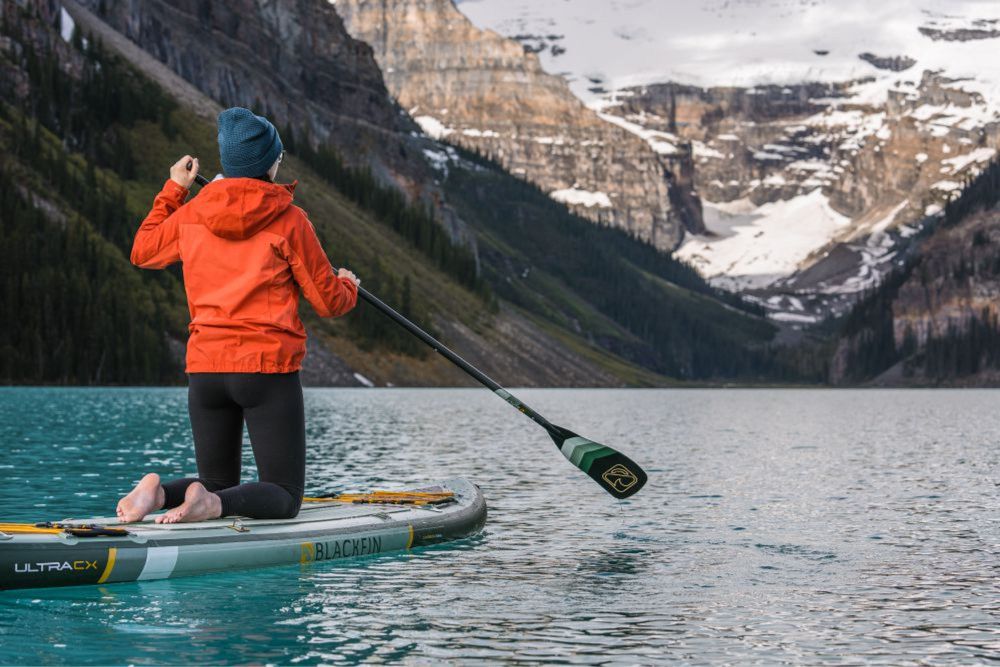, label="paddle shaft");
[349,271,647,503]
[352,283,559,435]
[190,171,559,437]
